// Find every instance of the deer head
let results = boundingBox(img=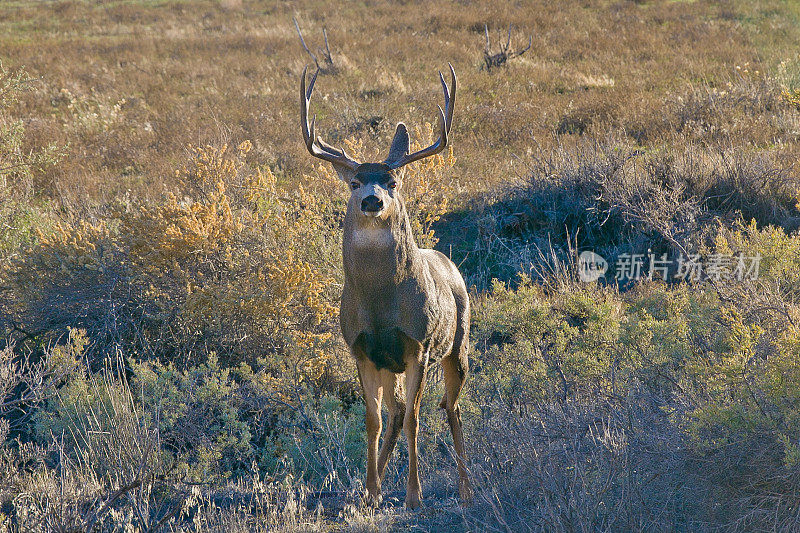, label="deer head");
[300,65,456,223]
